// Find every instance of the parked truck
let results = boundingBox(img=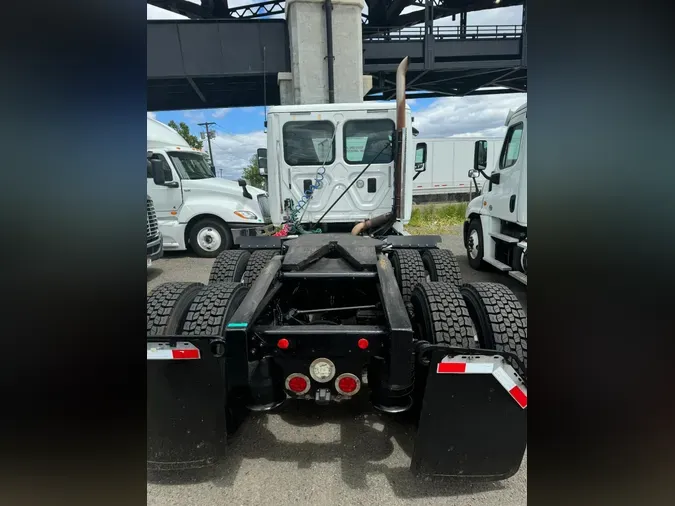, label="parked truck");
[147,117,271,257]
[147,58,527,481]
[464,102,527,285]
[412,137,503,202]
